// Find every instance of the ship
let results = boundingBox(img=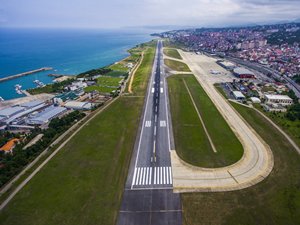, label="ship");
[0,96,4,102]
